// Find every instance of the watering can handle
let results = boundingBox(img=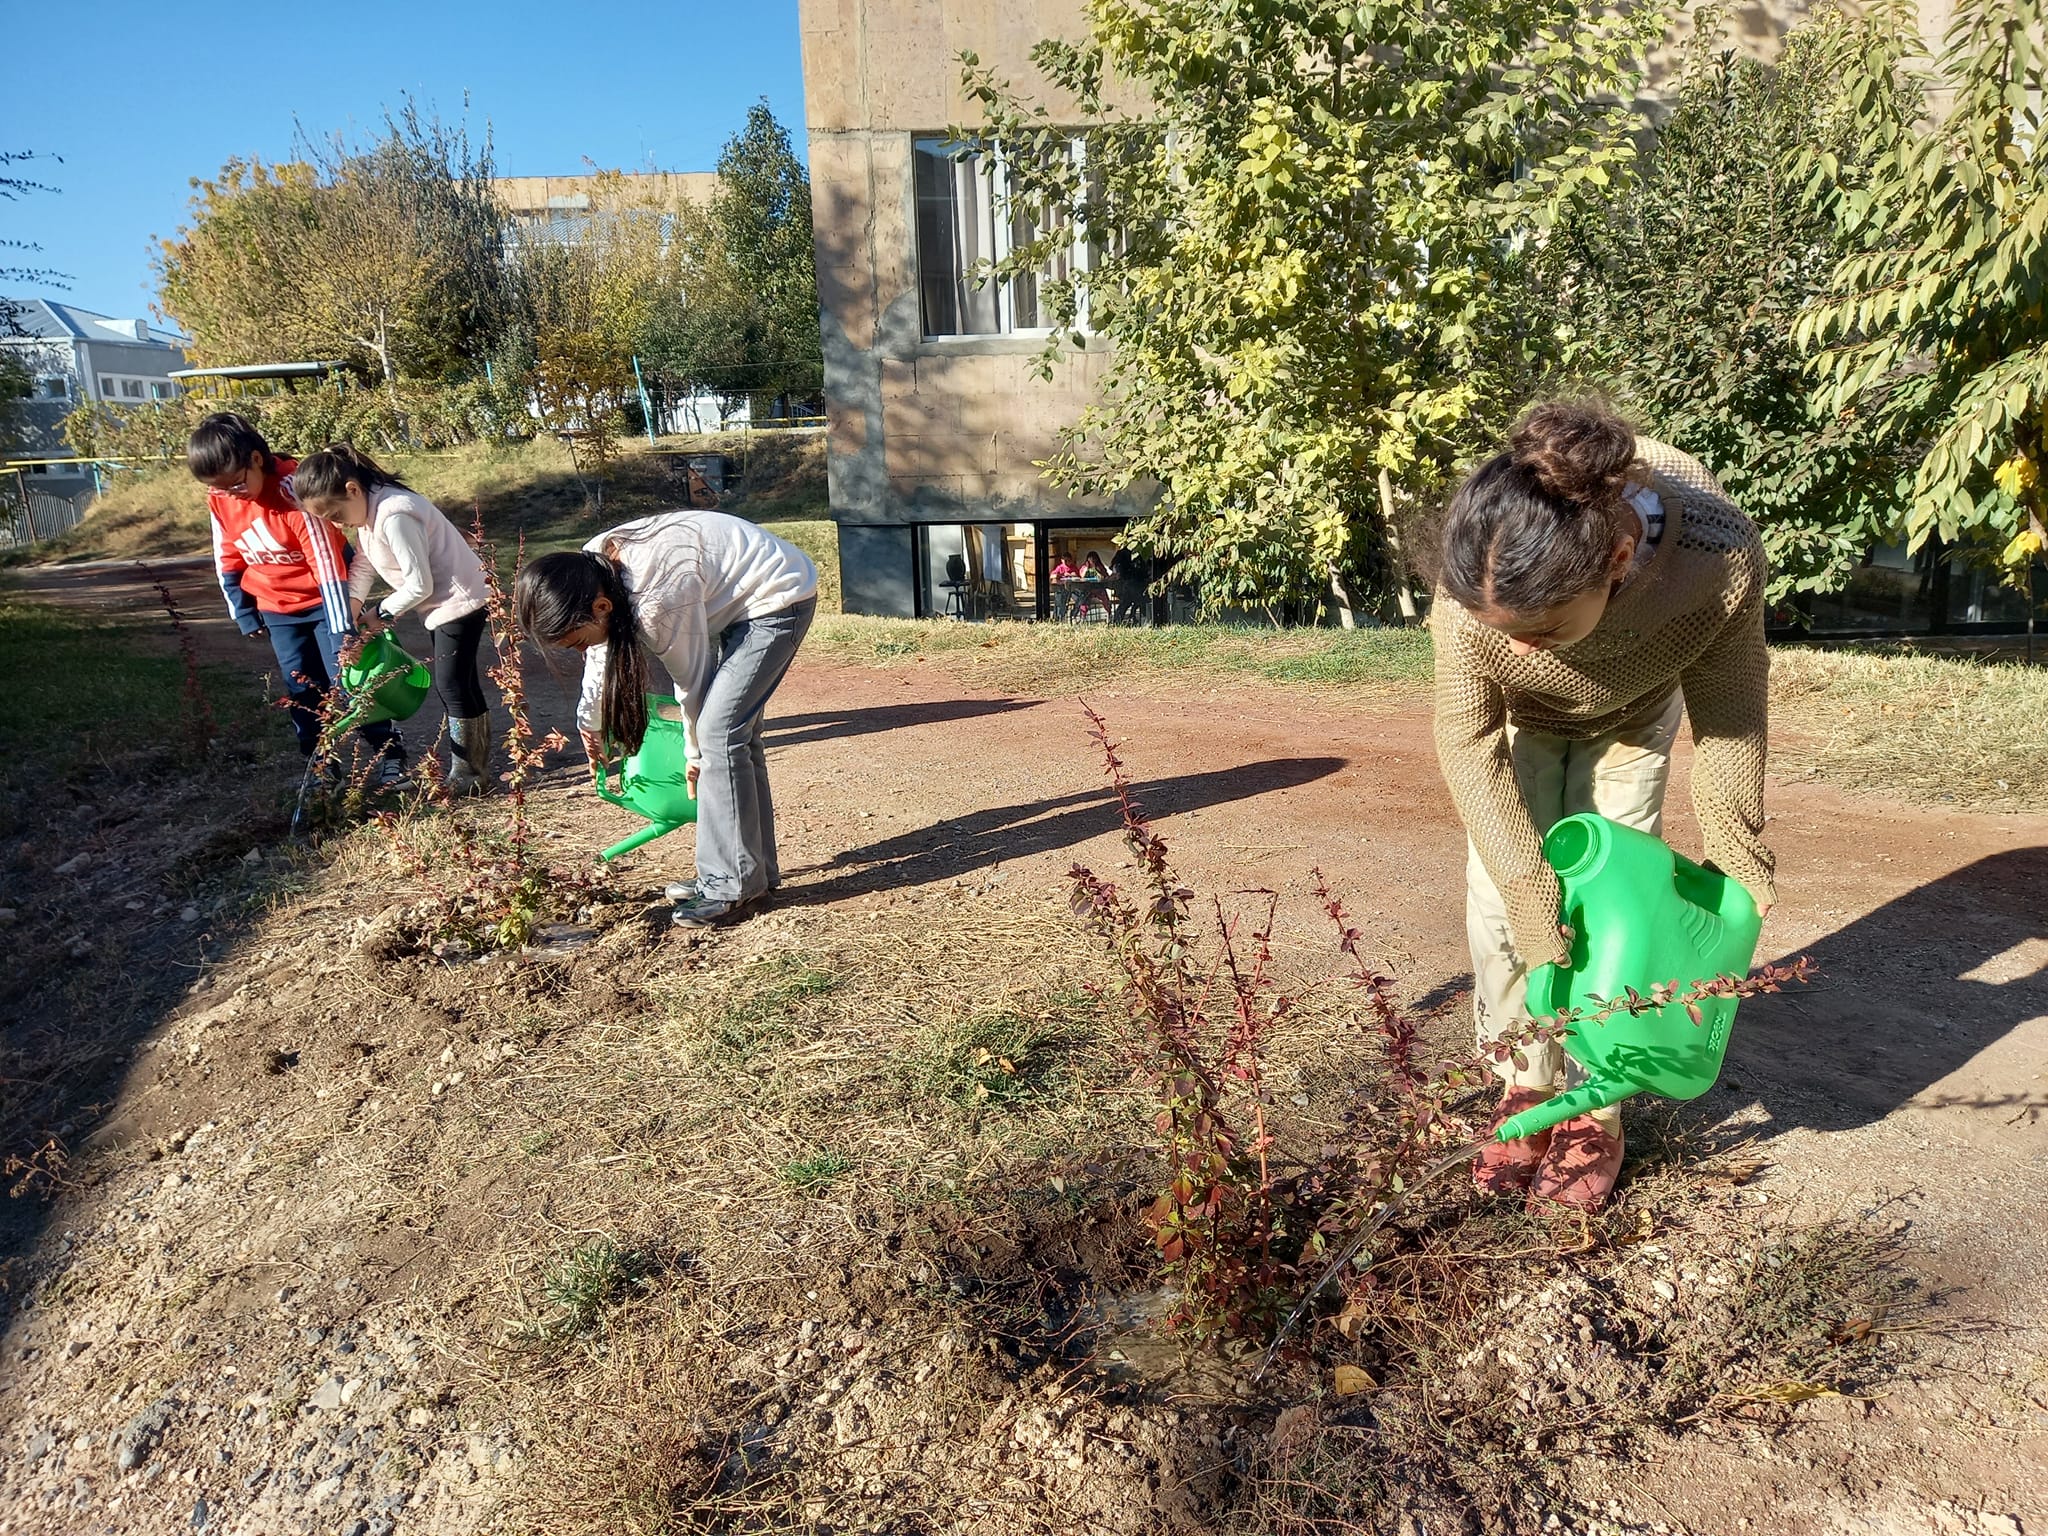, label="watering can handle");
[590,761,634,811]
